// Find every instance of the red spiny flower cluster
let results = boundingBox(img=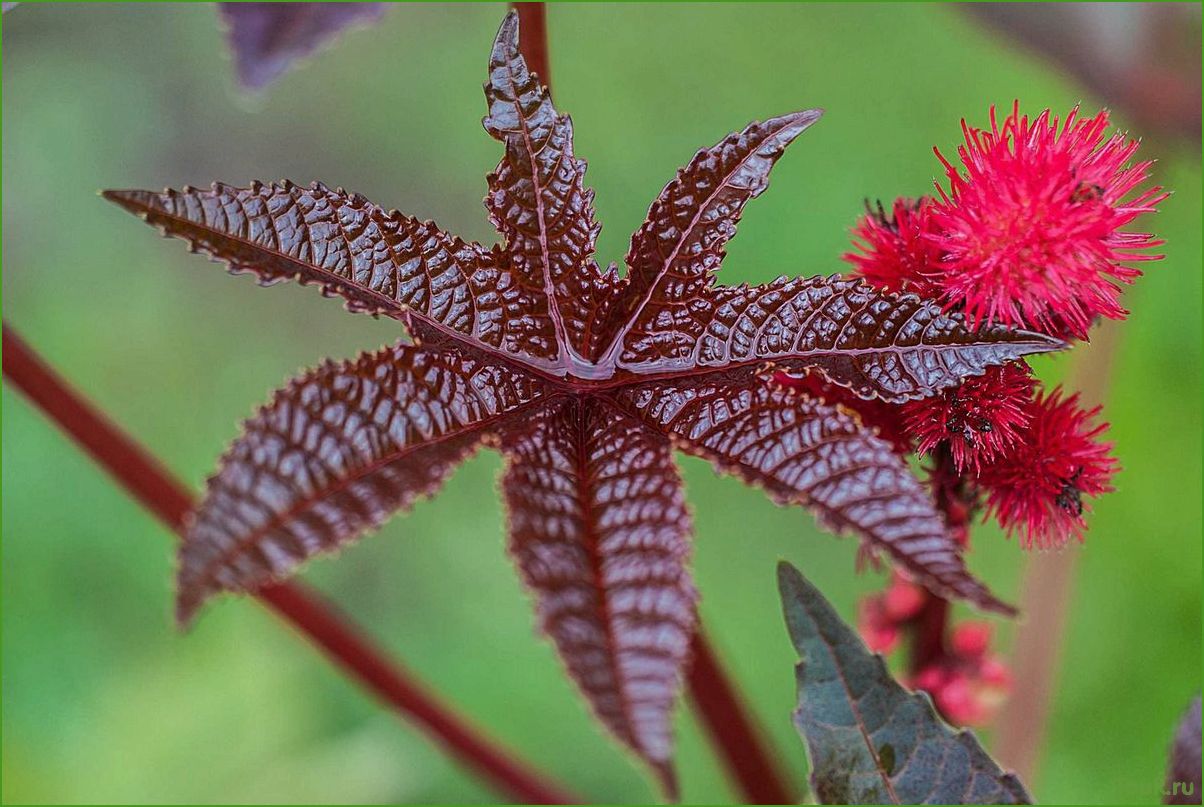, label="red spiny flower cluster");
[838,102,1153,546]
[842,198,944,298]
[847,104,1166,341]
[931,104,1167,339]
